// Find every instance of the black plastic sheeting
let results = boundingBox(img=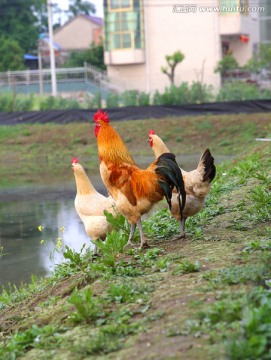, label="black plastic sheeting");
[0,99,271,125]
